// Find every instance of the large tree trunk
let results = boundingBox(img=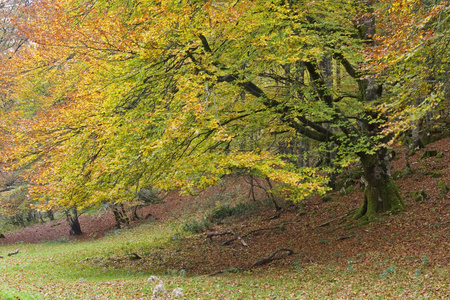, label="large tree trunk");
[66,207,82,236]
[353,148,404,222]
[111,204,130,229]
